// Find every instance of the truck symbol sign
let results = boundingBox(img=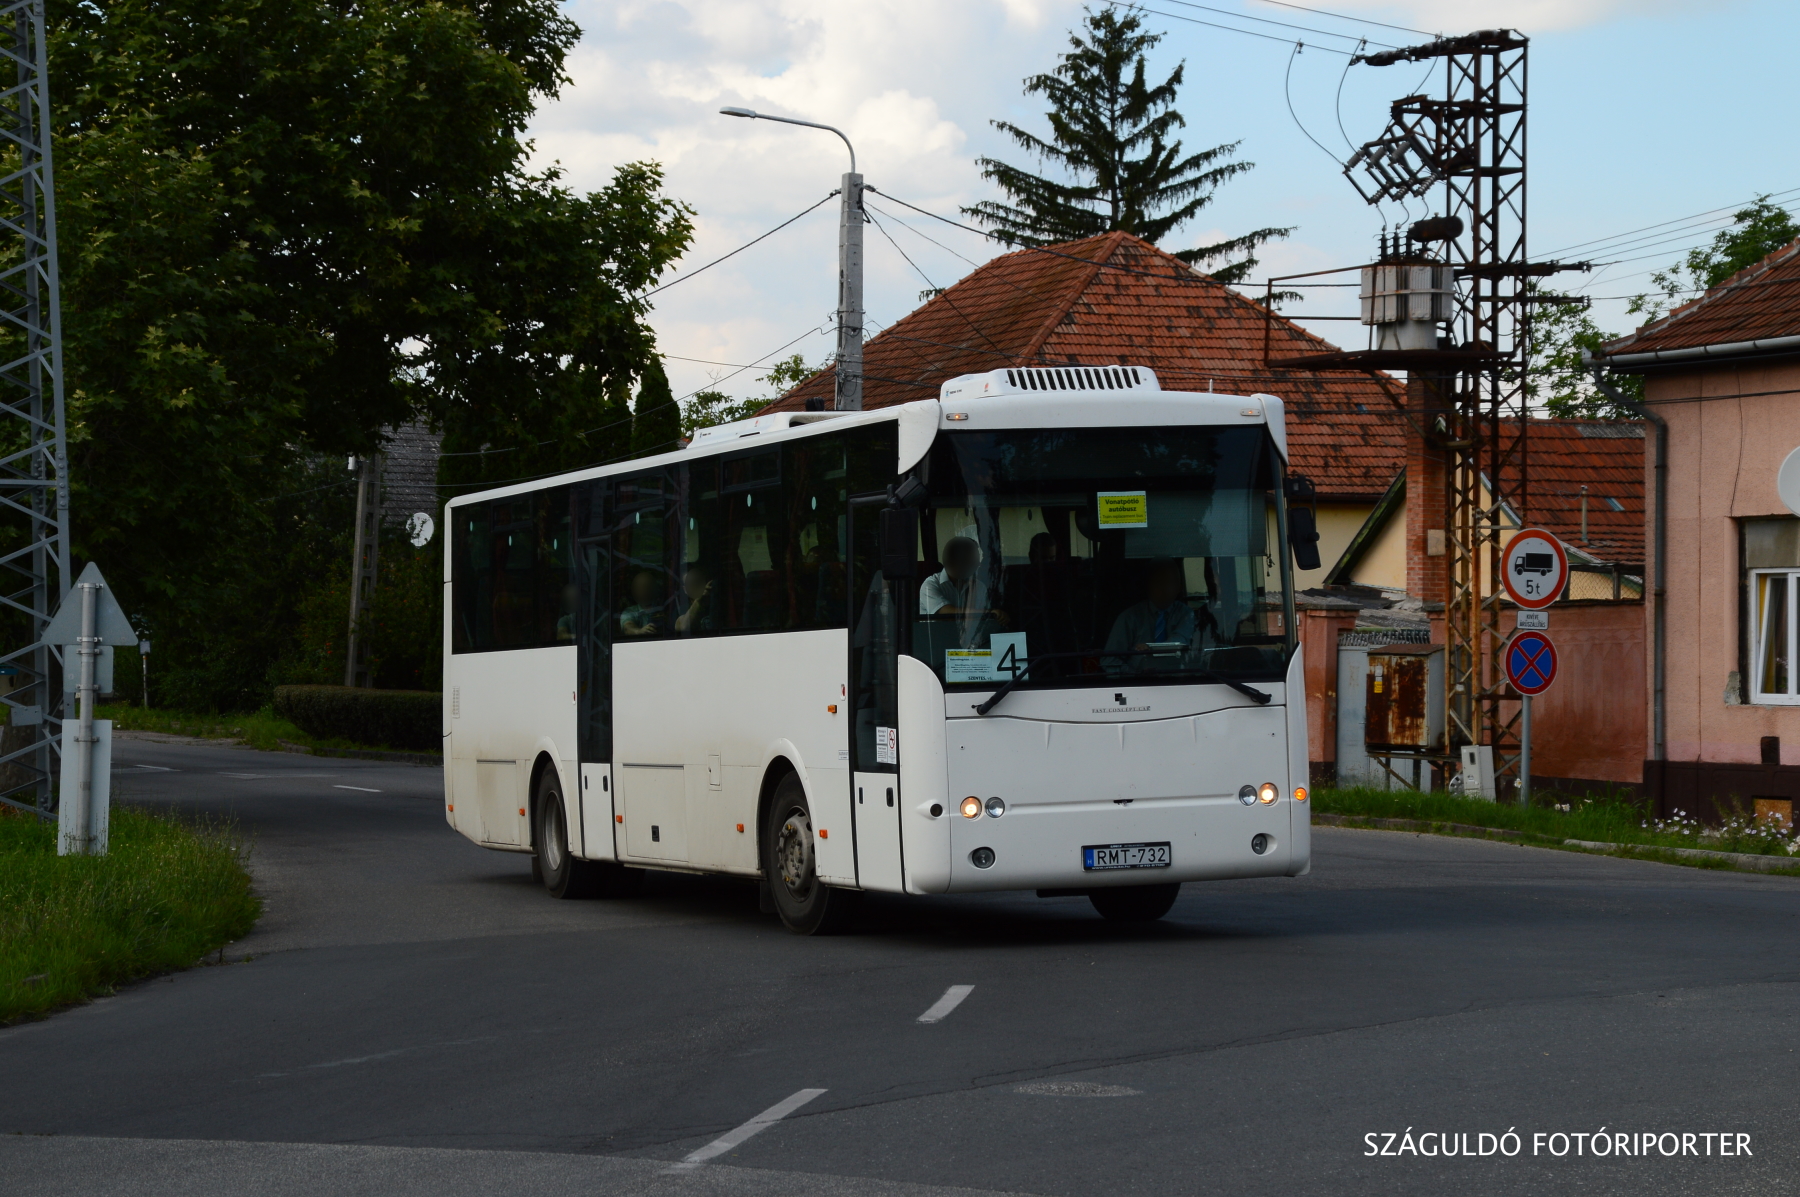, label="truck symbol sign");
[1514,552,1555,577]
